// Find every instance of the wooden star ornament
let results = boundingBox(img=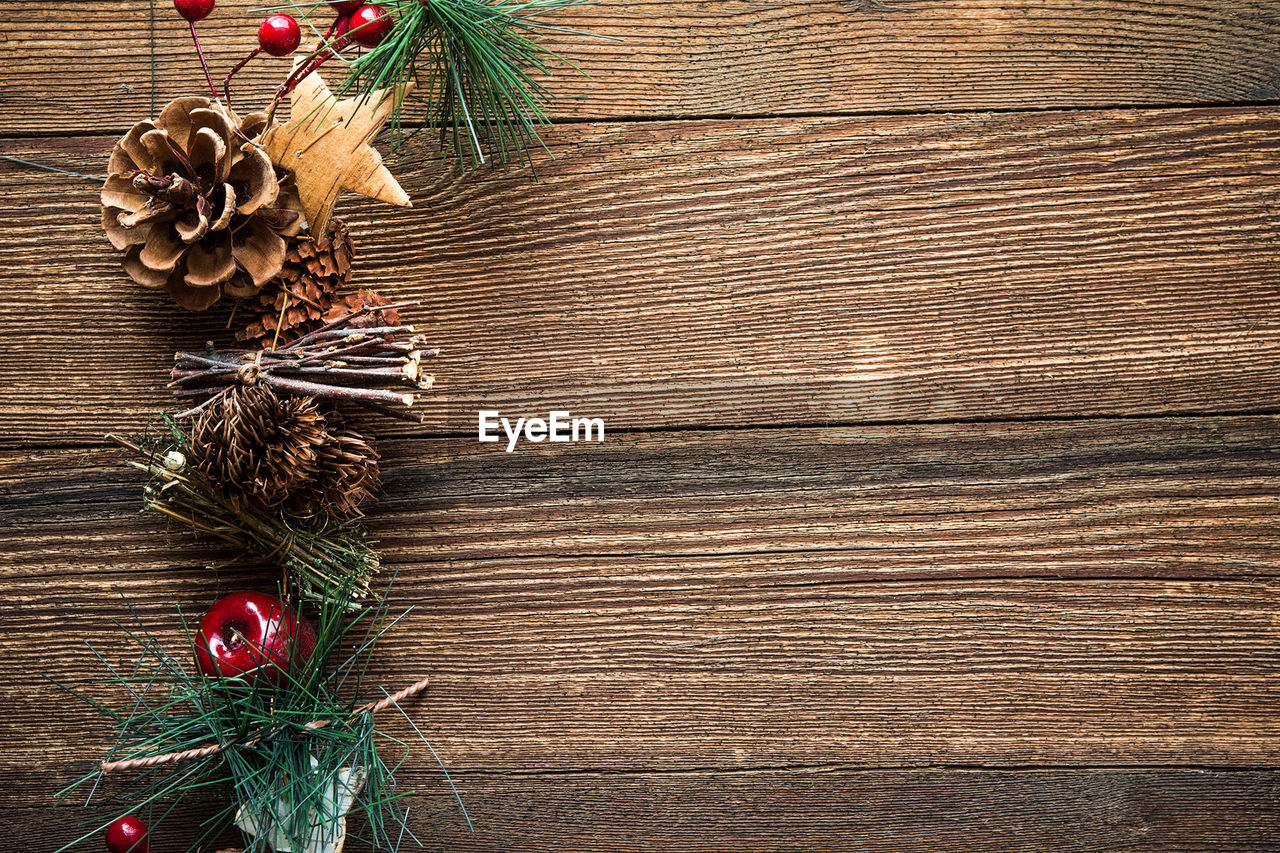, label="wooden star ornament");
[260,70,413,236]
